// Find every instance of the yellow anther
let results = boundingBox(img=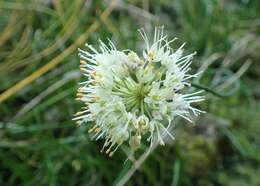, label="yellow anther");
[80,68,88,73]
[89,71,96,78]
[139,119,146,126]
[94,96,100,101]
[88,128,95,133]
[139,59,145,65]
[94,127,101,133]
[152,95,160,100]
[148,51,156,60]
[74,112,81,116]
[76,92,83,97]
[76,121,81,127]
[105,148,110,154]
[80,60,87,65]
